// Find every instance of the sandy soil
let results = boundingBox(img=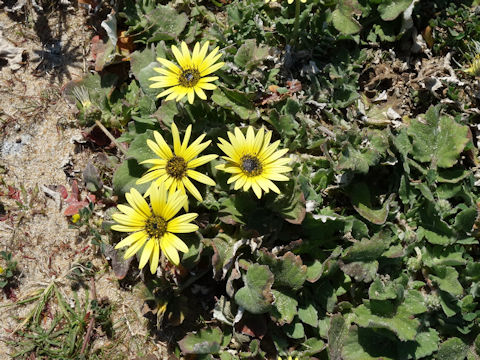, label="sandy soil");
[0,6,166,359]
